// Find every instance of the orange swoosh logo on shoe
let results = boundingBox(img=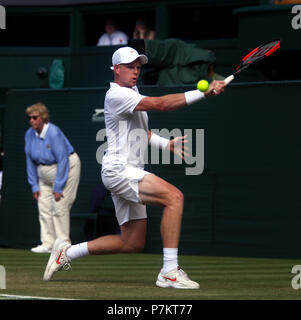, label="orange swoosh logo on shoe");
[56,250,63,264]
[163,276,177,282]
